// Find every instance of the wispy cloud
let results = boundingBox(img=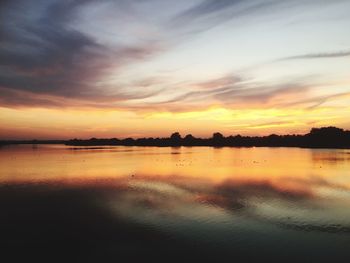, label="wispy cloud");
[168,0,289,35]
[1,0,350,114]
[147,75,313,112]
[280,50,350,61]
[0,0,162,106]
